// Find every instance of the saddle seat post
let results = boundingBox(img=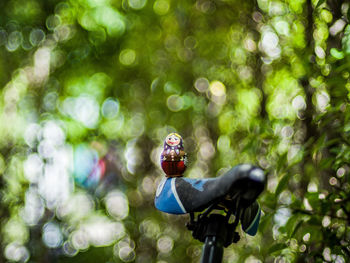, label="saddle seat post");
[200,214,228,263]
[188,207,241,263]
